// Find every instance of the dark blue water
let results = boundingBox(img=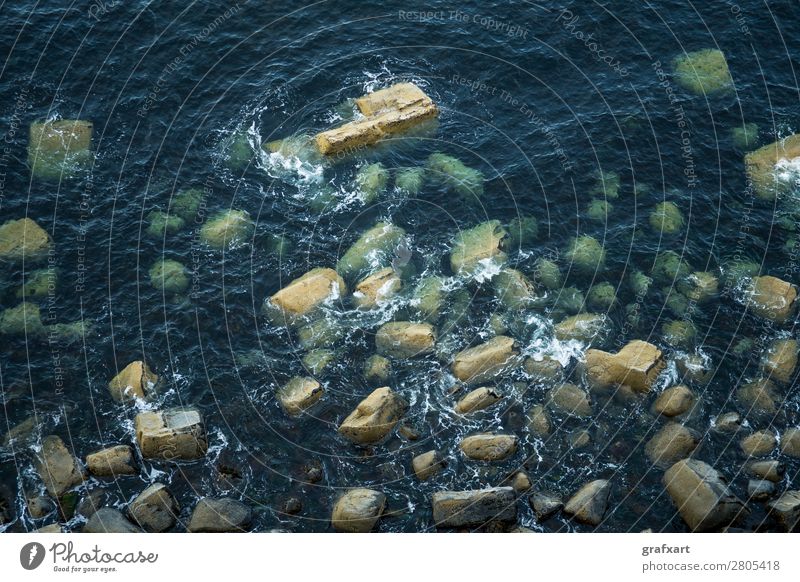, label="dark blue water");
[2,0,800,532]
